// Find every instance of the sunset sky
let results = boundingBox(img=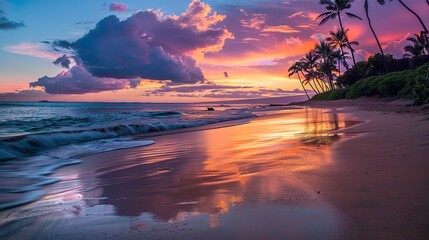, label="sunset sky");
[0,0,428,102]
